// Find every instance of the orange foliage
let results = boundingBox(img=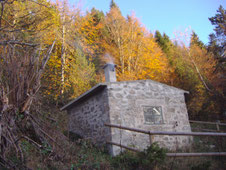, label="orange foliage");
[102,7,169,82]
